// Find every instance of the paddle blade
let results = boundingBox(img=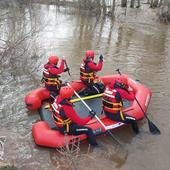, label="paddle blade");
[148,120,161,135]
